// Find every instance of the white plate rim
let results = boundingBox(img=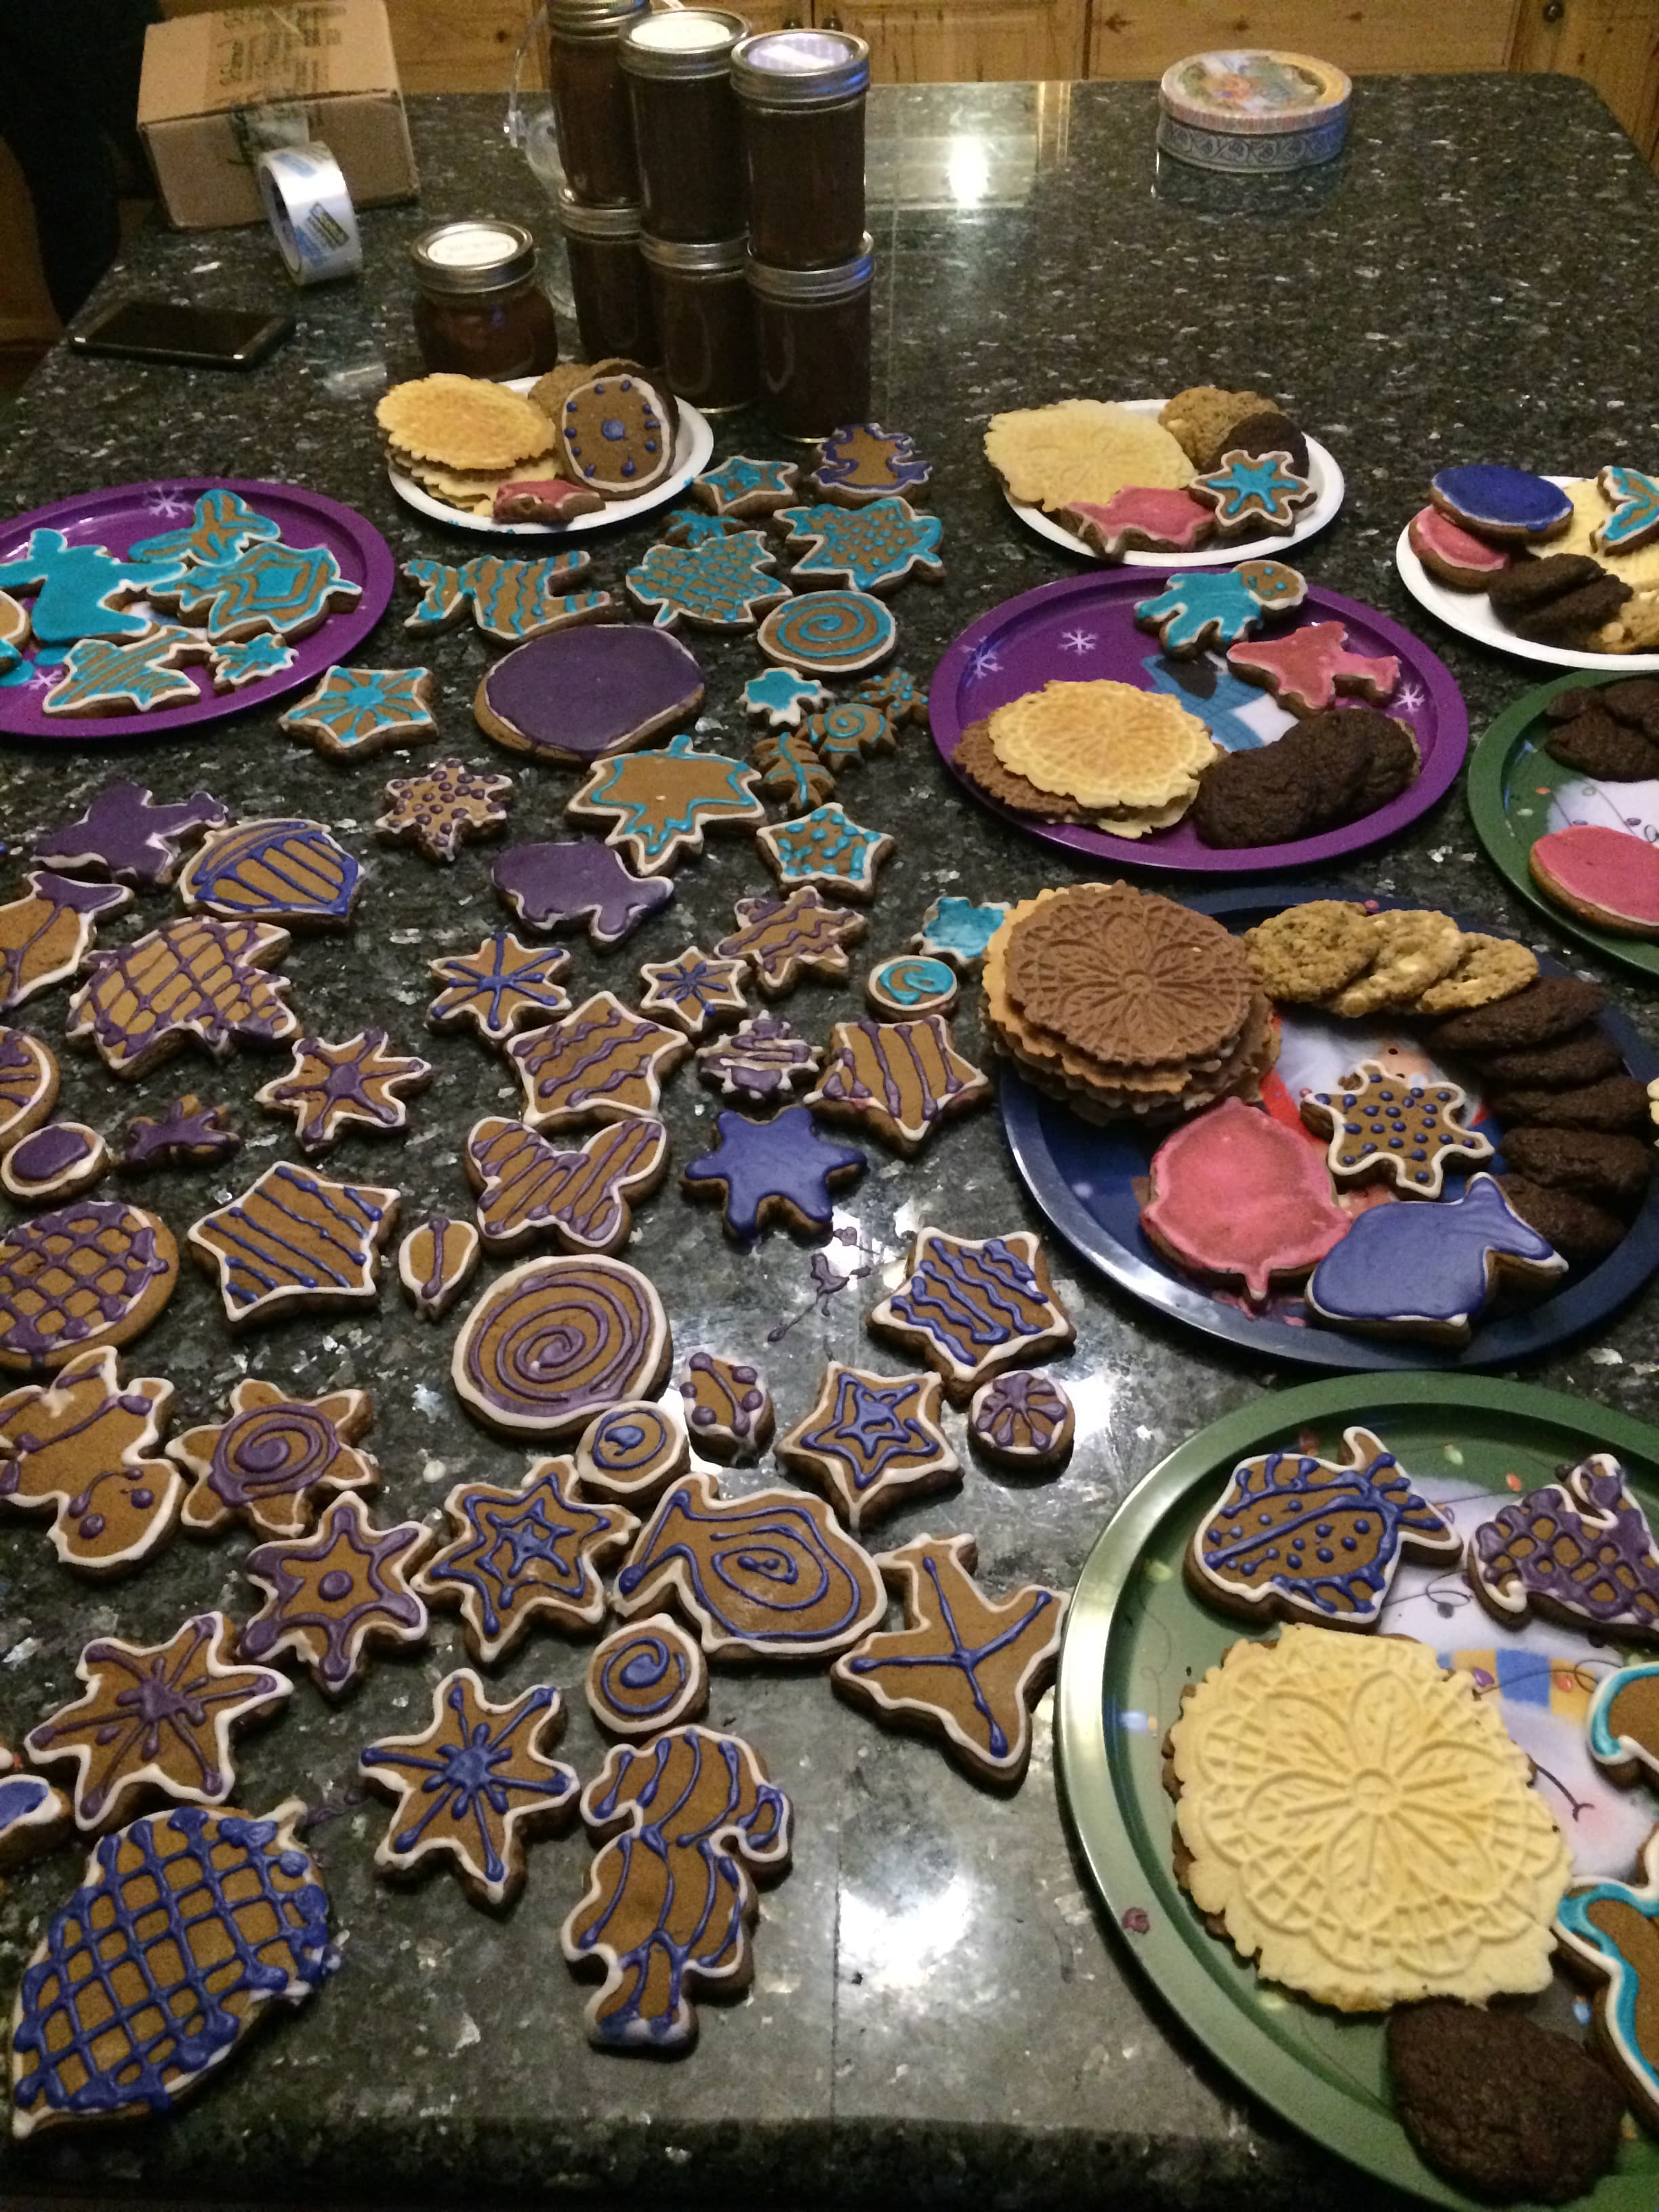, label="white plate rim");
[1394,476,1659,674]
[386,377,714,538]
[999,396,1344,568]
